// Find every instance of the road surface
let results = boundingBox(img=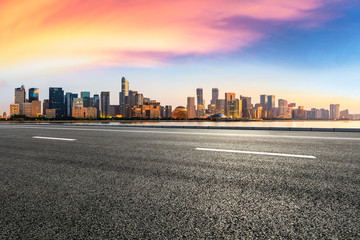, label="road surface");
[0,124,359,239]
